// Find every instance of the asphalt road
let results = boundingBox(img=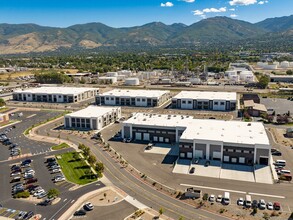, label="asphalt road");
[38,119,231,220]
